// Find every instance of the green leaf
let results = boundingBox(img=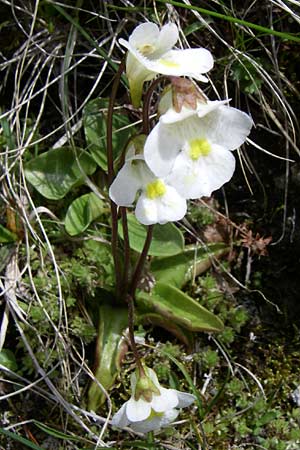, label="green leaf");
[0,224,18,243]
[118,214,184,256]
[137,282,224,333]
[34,421,89,443]
[0,427,43,450]
[83,98,133,170]
[151,243,228,288]
[137,313,193,348]
[25,147,97,200]
[65,192,105,236]
[0,349,18,371]
[88,303,128,411]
